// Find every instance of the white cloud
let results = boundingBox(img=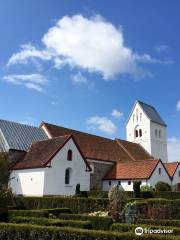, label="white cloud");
[111,109,123,118]
[176,101,180,111]
[3,74,48,92]
[87,116,117,134]
[154,45,169,53]
[168,137,180,162]
[7,14,171,80]
[7,43,51,66]
[71,72,87,84]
